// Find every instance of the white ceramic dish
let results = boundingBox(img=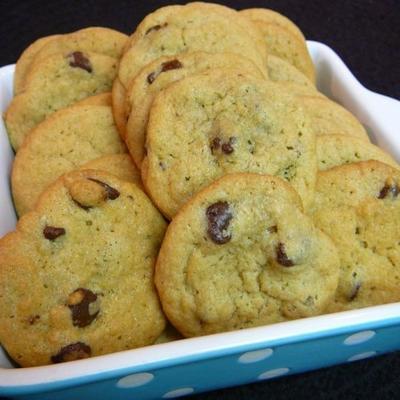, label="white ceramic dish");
[0,41,400,400]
